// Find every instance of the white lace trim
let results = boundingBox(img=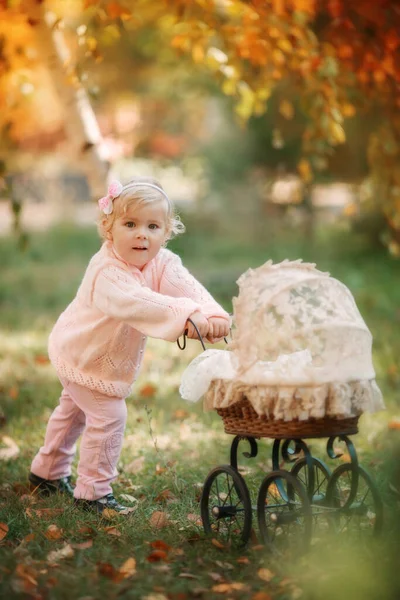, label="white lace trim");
[202,378,385,421]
